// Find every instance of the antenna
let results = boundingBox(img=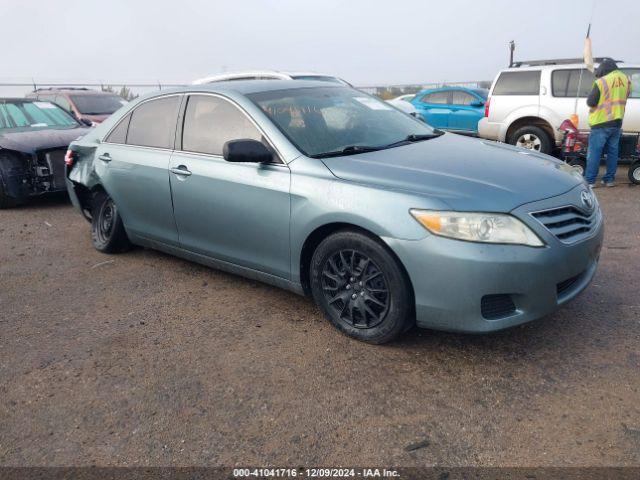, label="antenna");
[509,40,516,67]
